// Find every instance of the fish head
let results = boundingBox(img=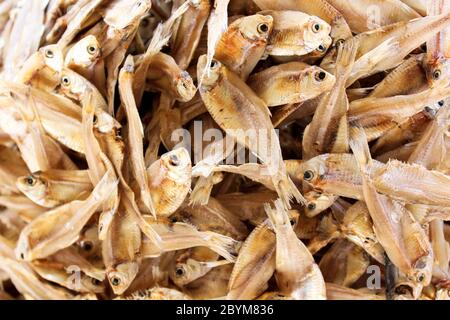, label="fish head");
[160,147,192,182]
[58,68,87,100]
[39,45,64,72]
[235,14,273,42]
[303,16,332,53]
[304,191,333,218]
[300,156,328,187]
[306,38,333,60]
[170,259,199,287]
[423,99,446,118]
[390,254,433,300]
[107,262,139,295]
[78,226,101,258]
[197,55,222,88]
[80,275,105,294]
[175,71,197,102]
[410,254,433,297]
[426,58,450,88]
[68,35,101,67]
[304,66,336,94]
[16,173,48,206]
